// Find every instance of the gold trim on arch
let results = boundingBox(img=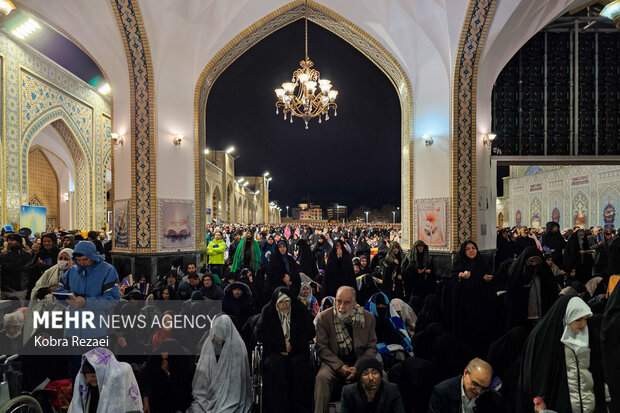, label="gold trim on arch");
[194,0,414,249]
